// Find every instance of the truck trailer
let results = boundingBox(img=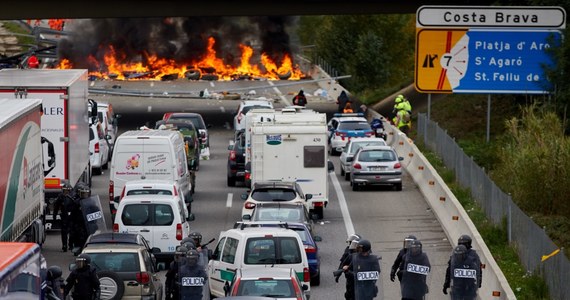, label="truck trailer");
[0,69,92,230]
[249,108,330,219]
[0,99,45,243]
